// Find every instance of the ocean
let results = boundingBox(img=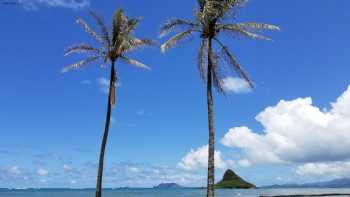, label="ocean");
[1,188,350,197]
